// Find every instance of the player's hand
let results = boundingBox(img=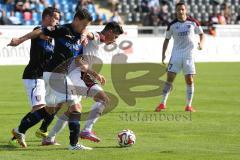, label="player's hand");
[95,74,106,86]
[198,42,203,50]
[81,37,88,47]
[162,55,166,65]
[7,38,22,46]
[80,33,88,47]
